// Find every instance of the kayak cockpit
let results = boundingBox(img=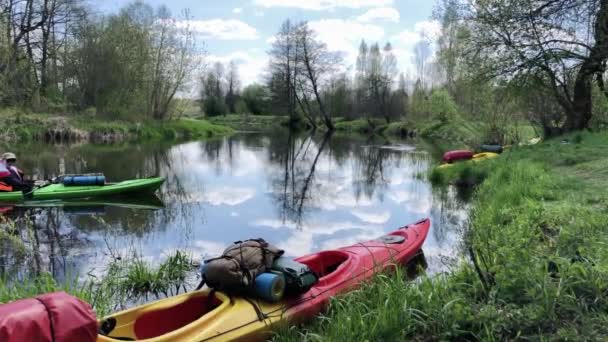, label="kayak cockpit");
[98,291,225,341]
[298,250,351,286]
